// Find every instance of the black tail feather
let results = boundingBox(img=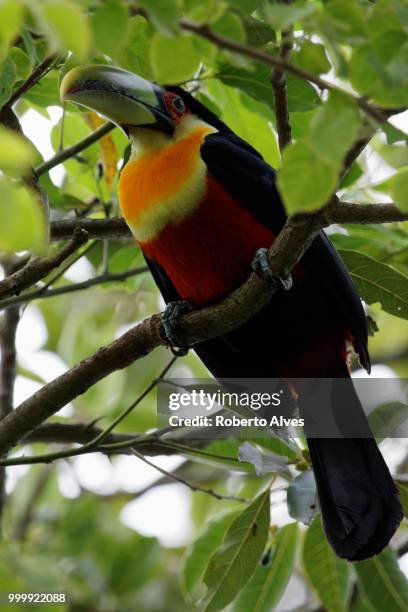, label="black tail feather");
[305,372,403,561]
